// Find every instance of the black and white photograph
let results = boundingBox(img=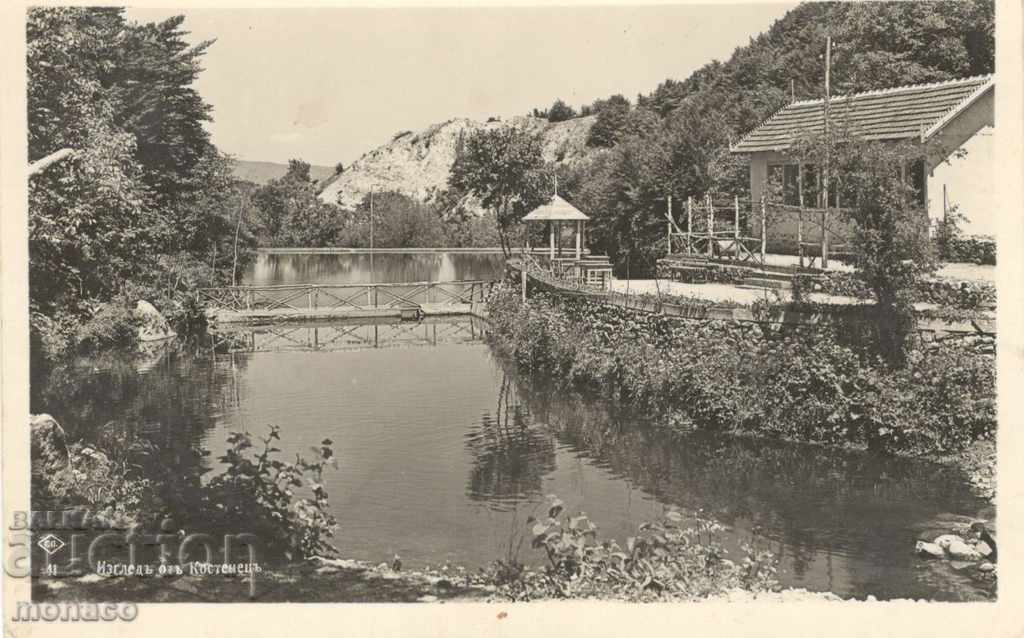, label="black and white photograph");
[2,0,1022,633]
